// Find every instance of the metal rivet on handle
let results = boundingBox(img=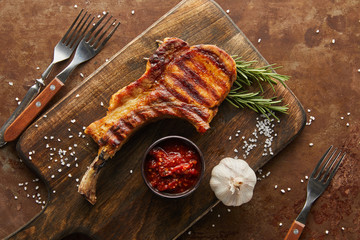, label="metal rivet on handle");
[293,229,299,235]
[50,84,56,91]
[35,101,41,107]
